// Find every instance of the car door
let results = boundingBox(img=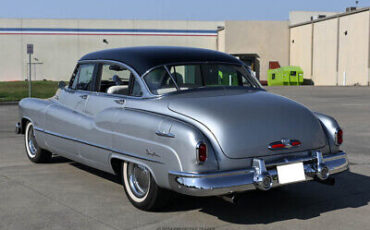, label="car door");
[80,61,143,172]
[44,63,97,161]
